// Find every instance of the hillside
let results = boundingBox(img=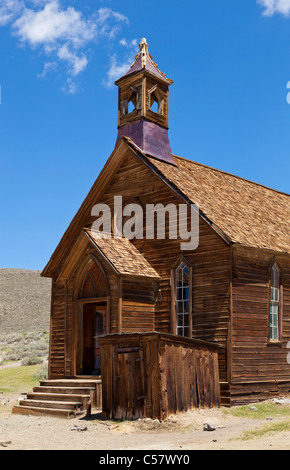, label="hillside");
[0,269,51,334]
